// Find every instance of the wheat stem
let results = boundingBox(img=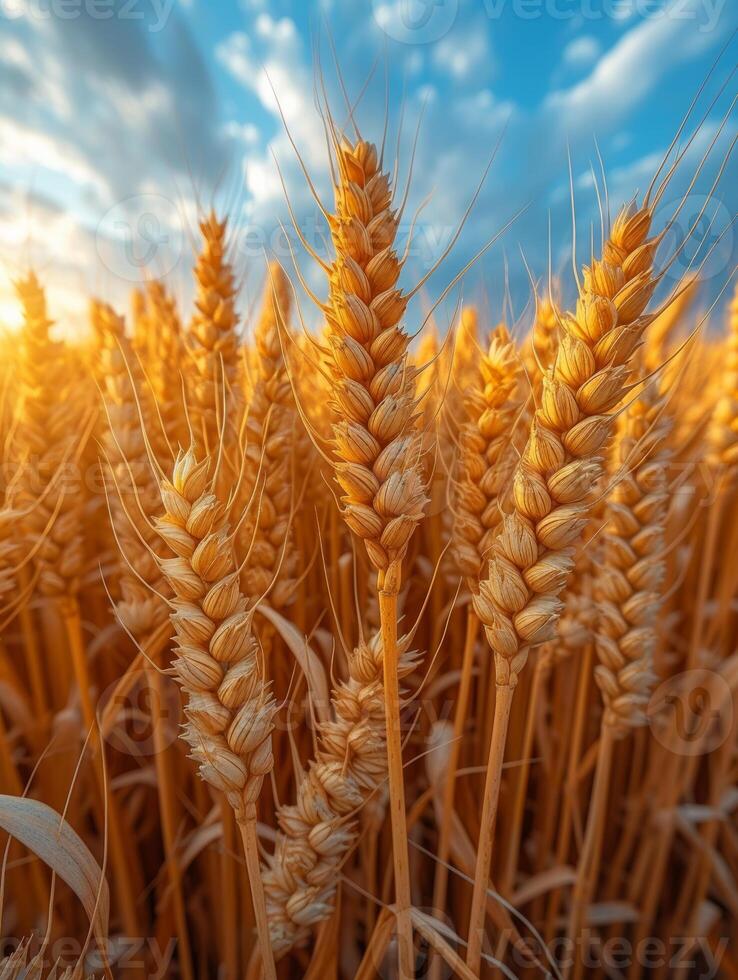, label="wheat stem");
[430,607,478,961]
[61,598,141,938]
[501,652,548,895]
[378,586,414,979]
[466,681,515,973]
[147,663,195,980]
[239,815,278,980]
[565,723,616,980]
